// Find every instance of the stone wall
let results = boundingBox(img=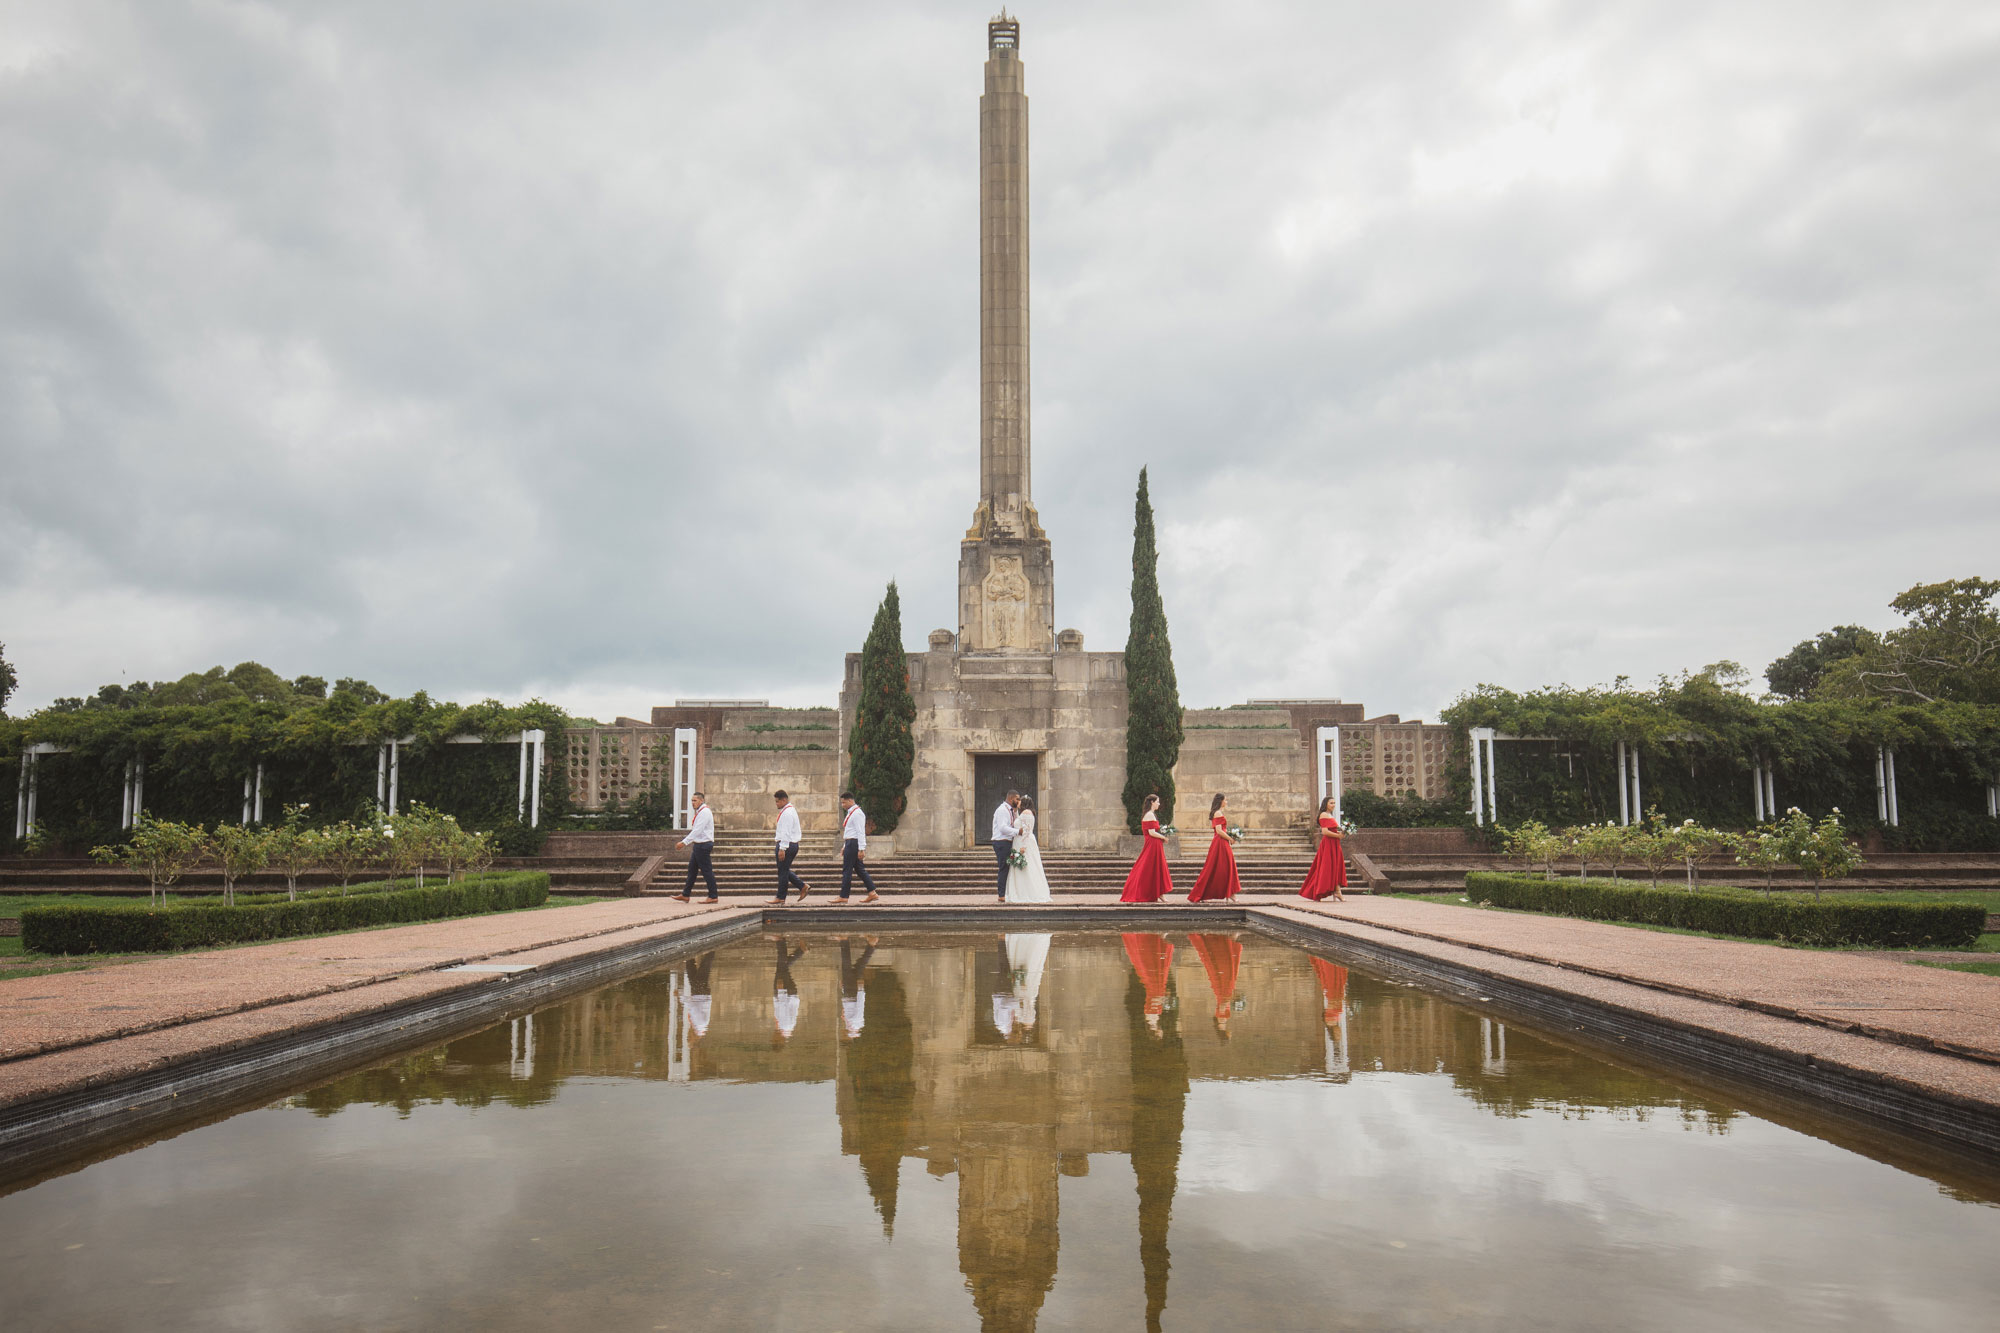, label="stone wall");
[1169,708,1311,833]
